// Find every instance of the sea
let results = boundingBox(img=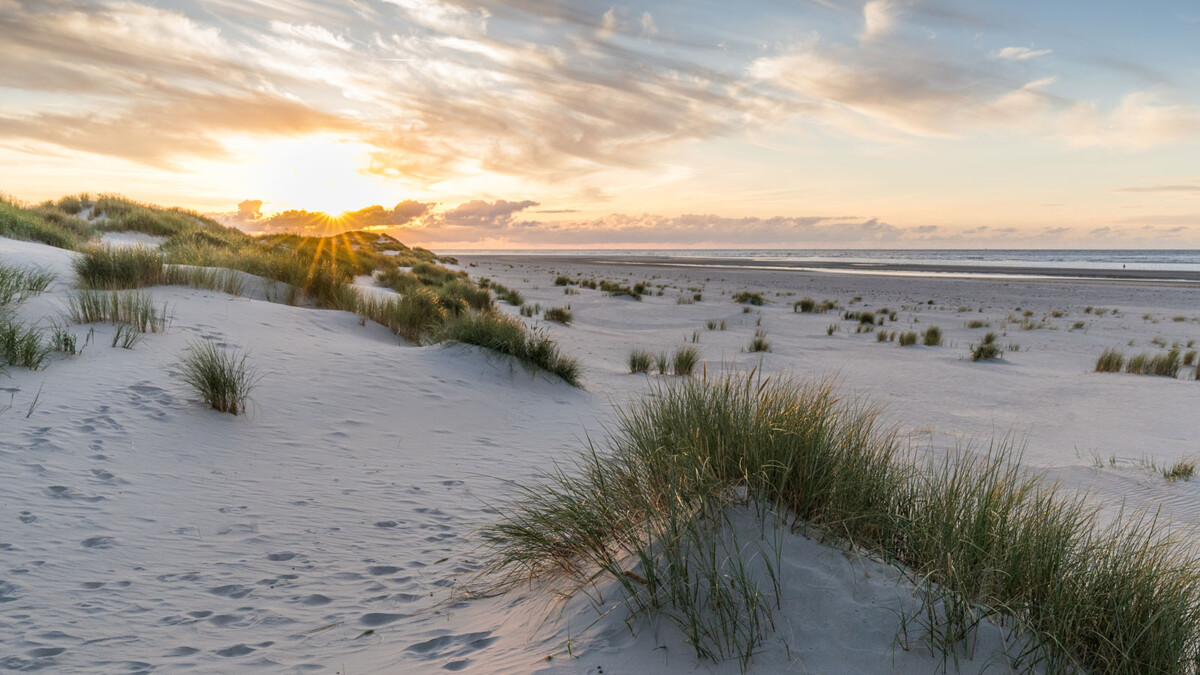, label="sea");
[447,249,1200,281]
[449,249,1200,271]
